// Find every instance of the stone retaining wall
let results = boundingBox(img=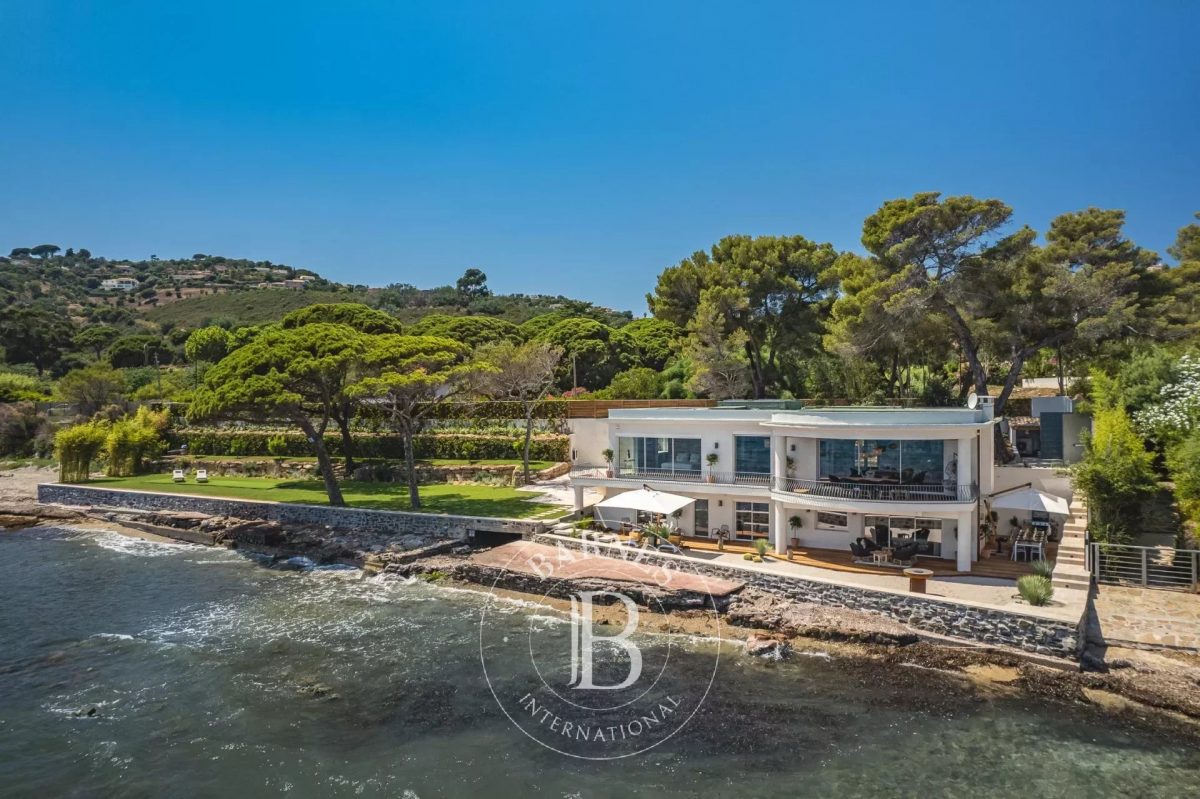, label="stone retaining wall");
[533,533,1081,658]
[38,483,546,542]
